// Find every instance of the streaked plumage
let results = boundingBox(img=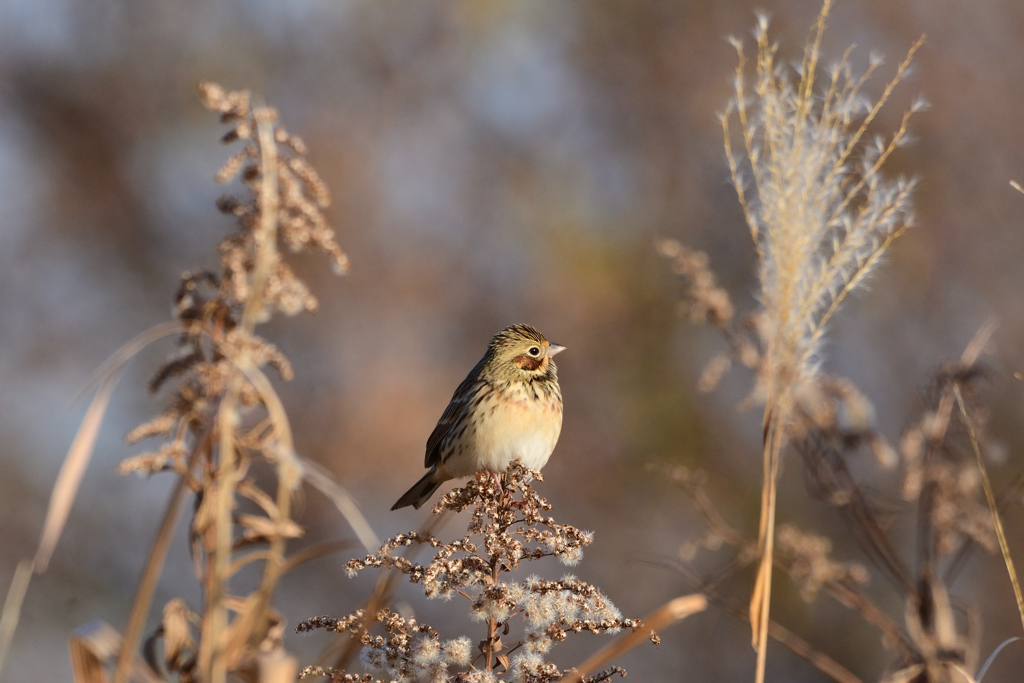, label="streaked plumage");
[392,324,565,510]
